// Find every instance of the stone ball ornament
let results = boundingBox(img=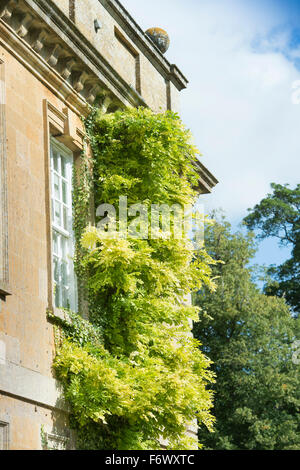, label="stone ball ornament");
[145,27,170,54]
